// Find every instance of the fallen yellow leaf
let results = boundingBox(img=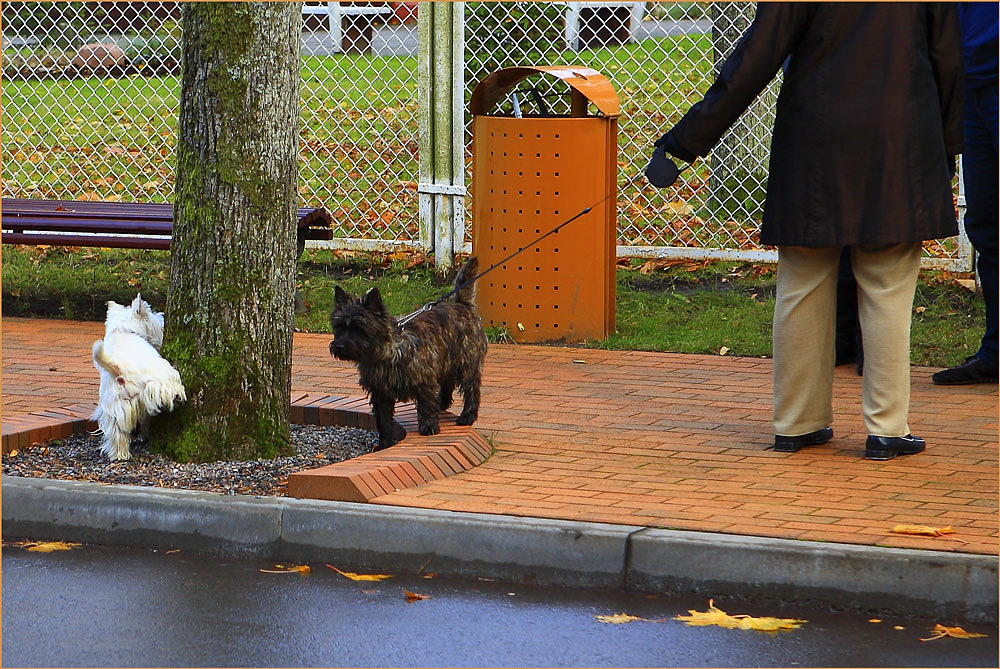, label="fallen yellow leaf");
[7,450,18,457]
[259,564,311,574]
[596,613,648,625]
[868,618,882,623]
[675,599,806,633]
[25,541,81,552]
[326,564,393,581]
[894,626,906,631]
[718,346,730,356]
[891,524,955,536]
[405,590,431,602]
[920,624,988,641]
